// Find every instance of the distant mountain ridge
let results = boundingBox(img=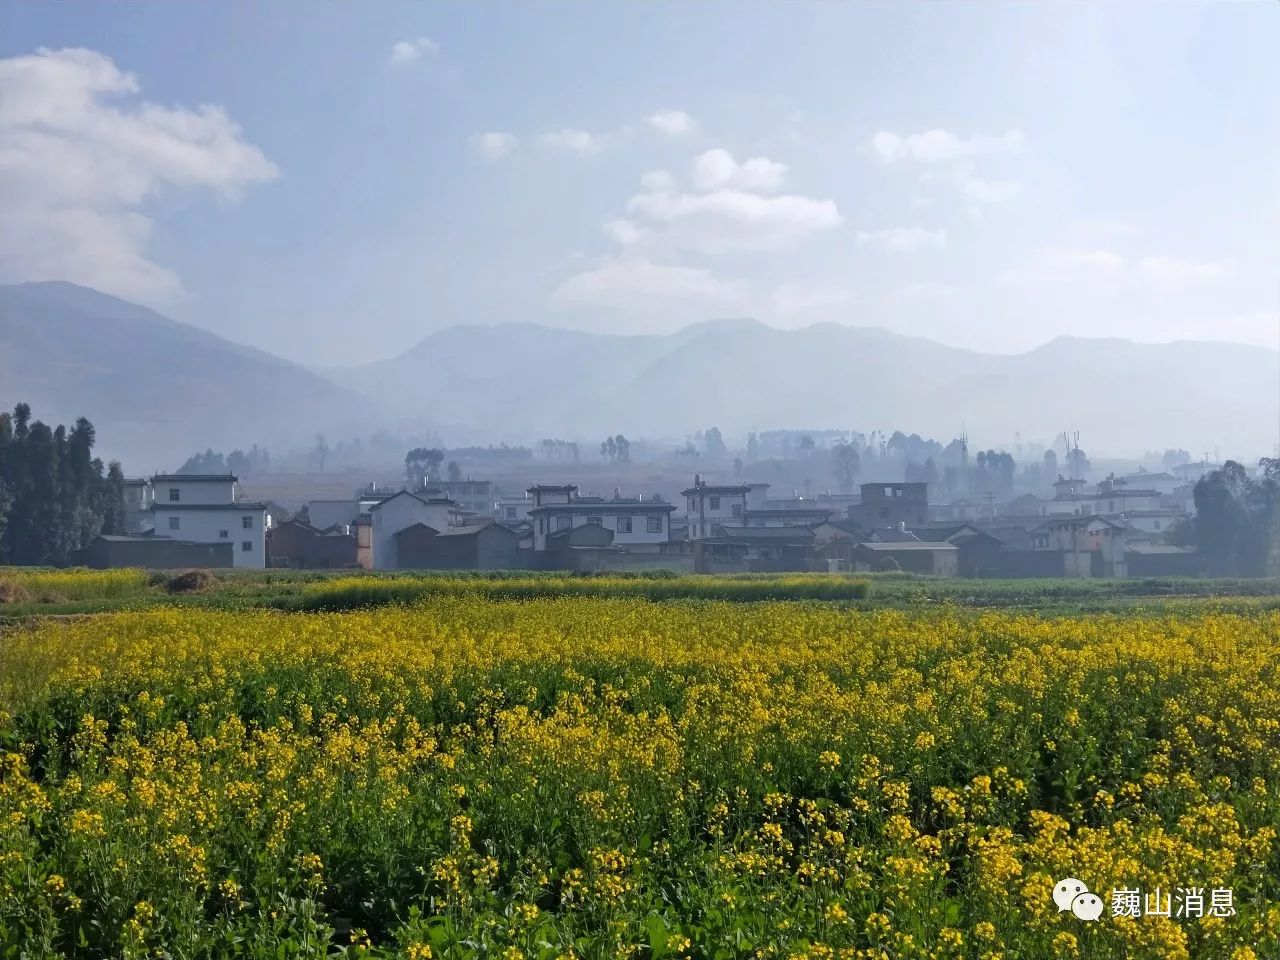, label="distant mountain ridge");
[1,281,1275,464]
[0,282,362,468]
[343,318,1278,457]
